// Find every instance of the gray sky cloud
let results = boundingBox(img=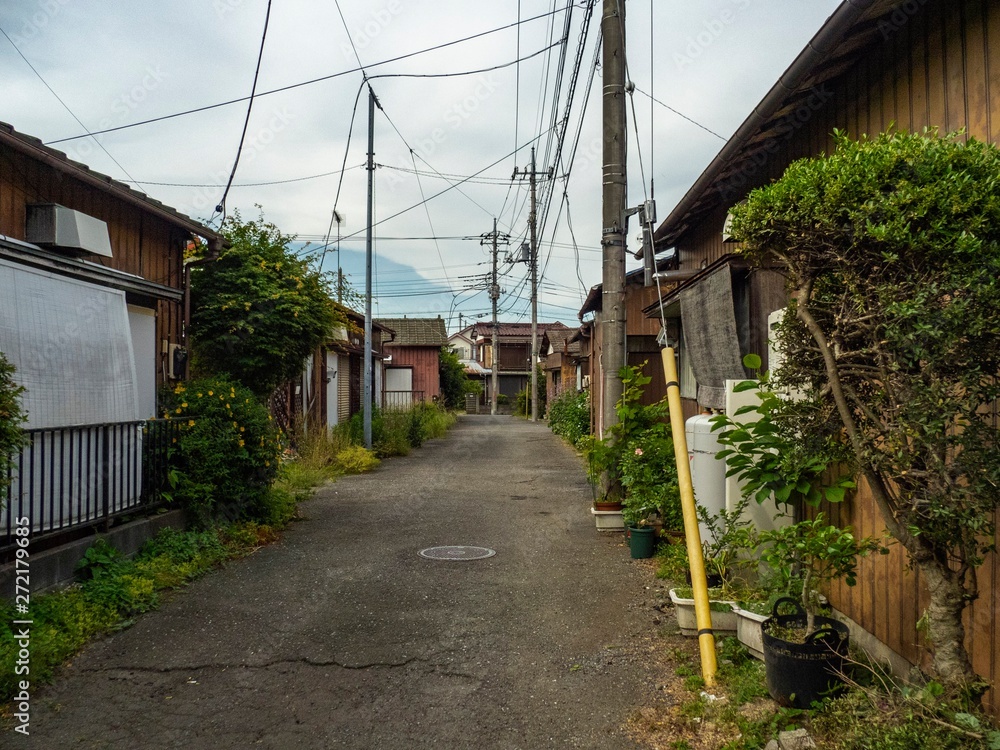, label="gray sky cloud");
[1,0,842,330]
